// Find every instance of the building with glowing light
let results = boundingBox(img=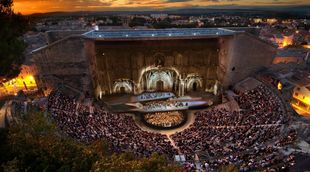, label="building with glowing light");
[0,65,38,96]
[264,66,310,117]
[291,83,310,116]
[284,69,310,117]
[31,28,276,98]
[273,48,310,64]
[272,34,294,49]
